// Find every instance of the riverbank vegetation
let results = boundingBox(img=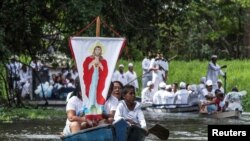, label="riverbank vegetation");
[0,107,65,122]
